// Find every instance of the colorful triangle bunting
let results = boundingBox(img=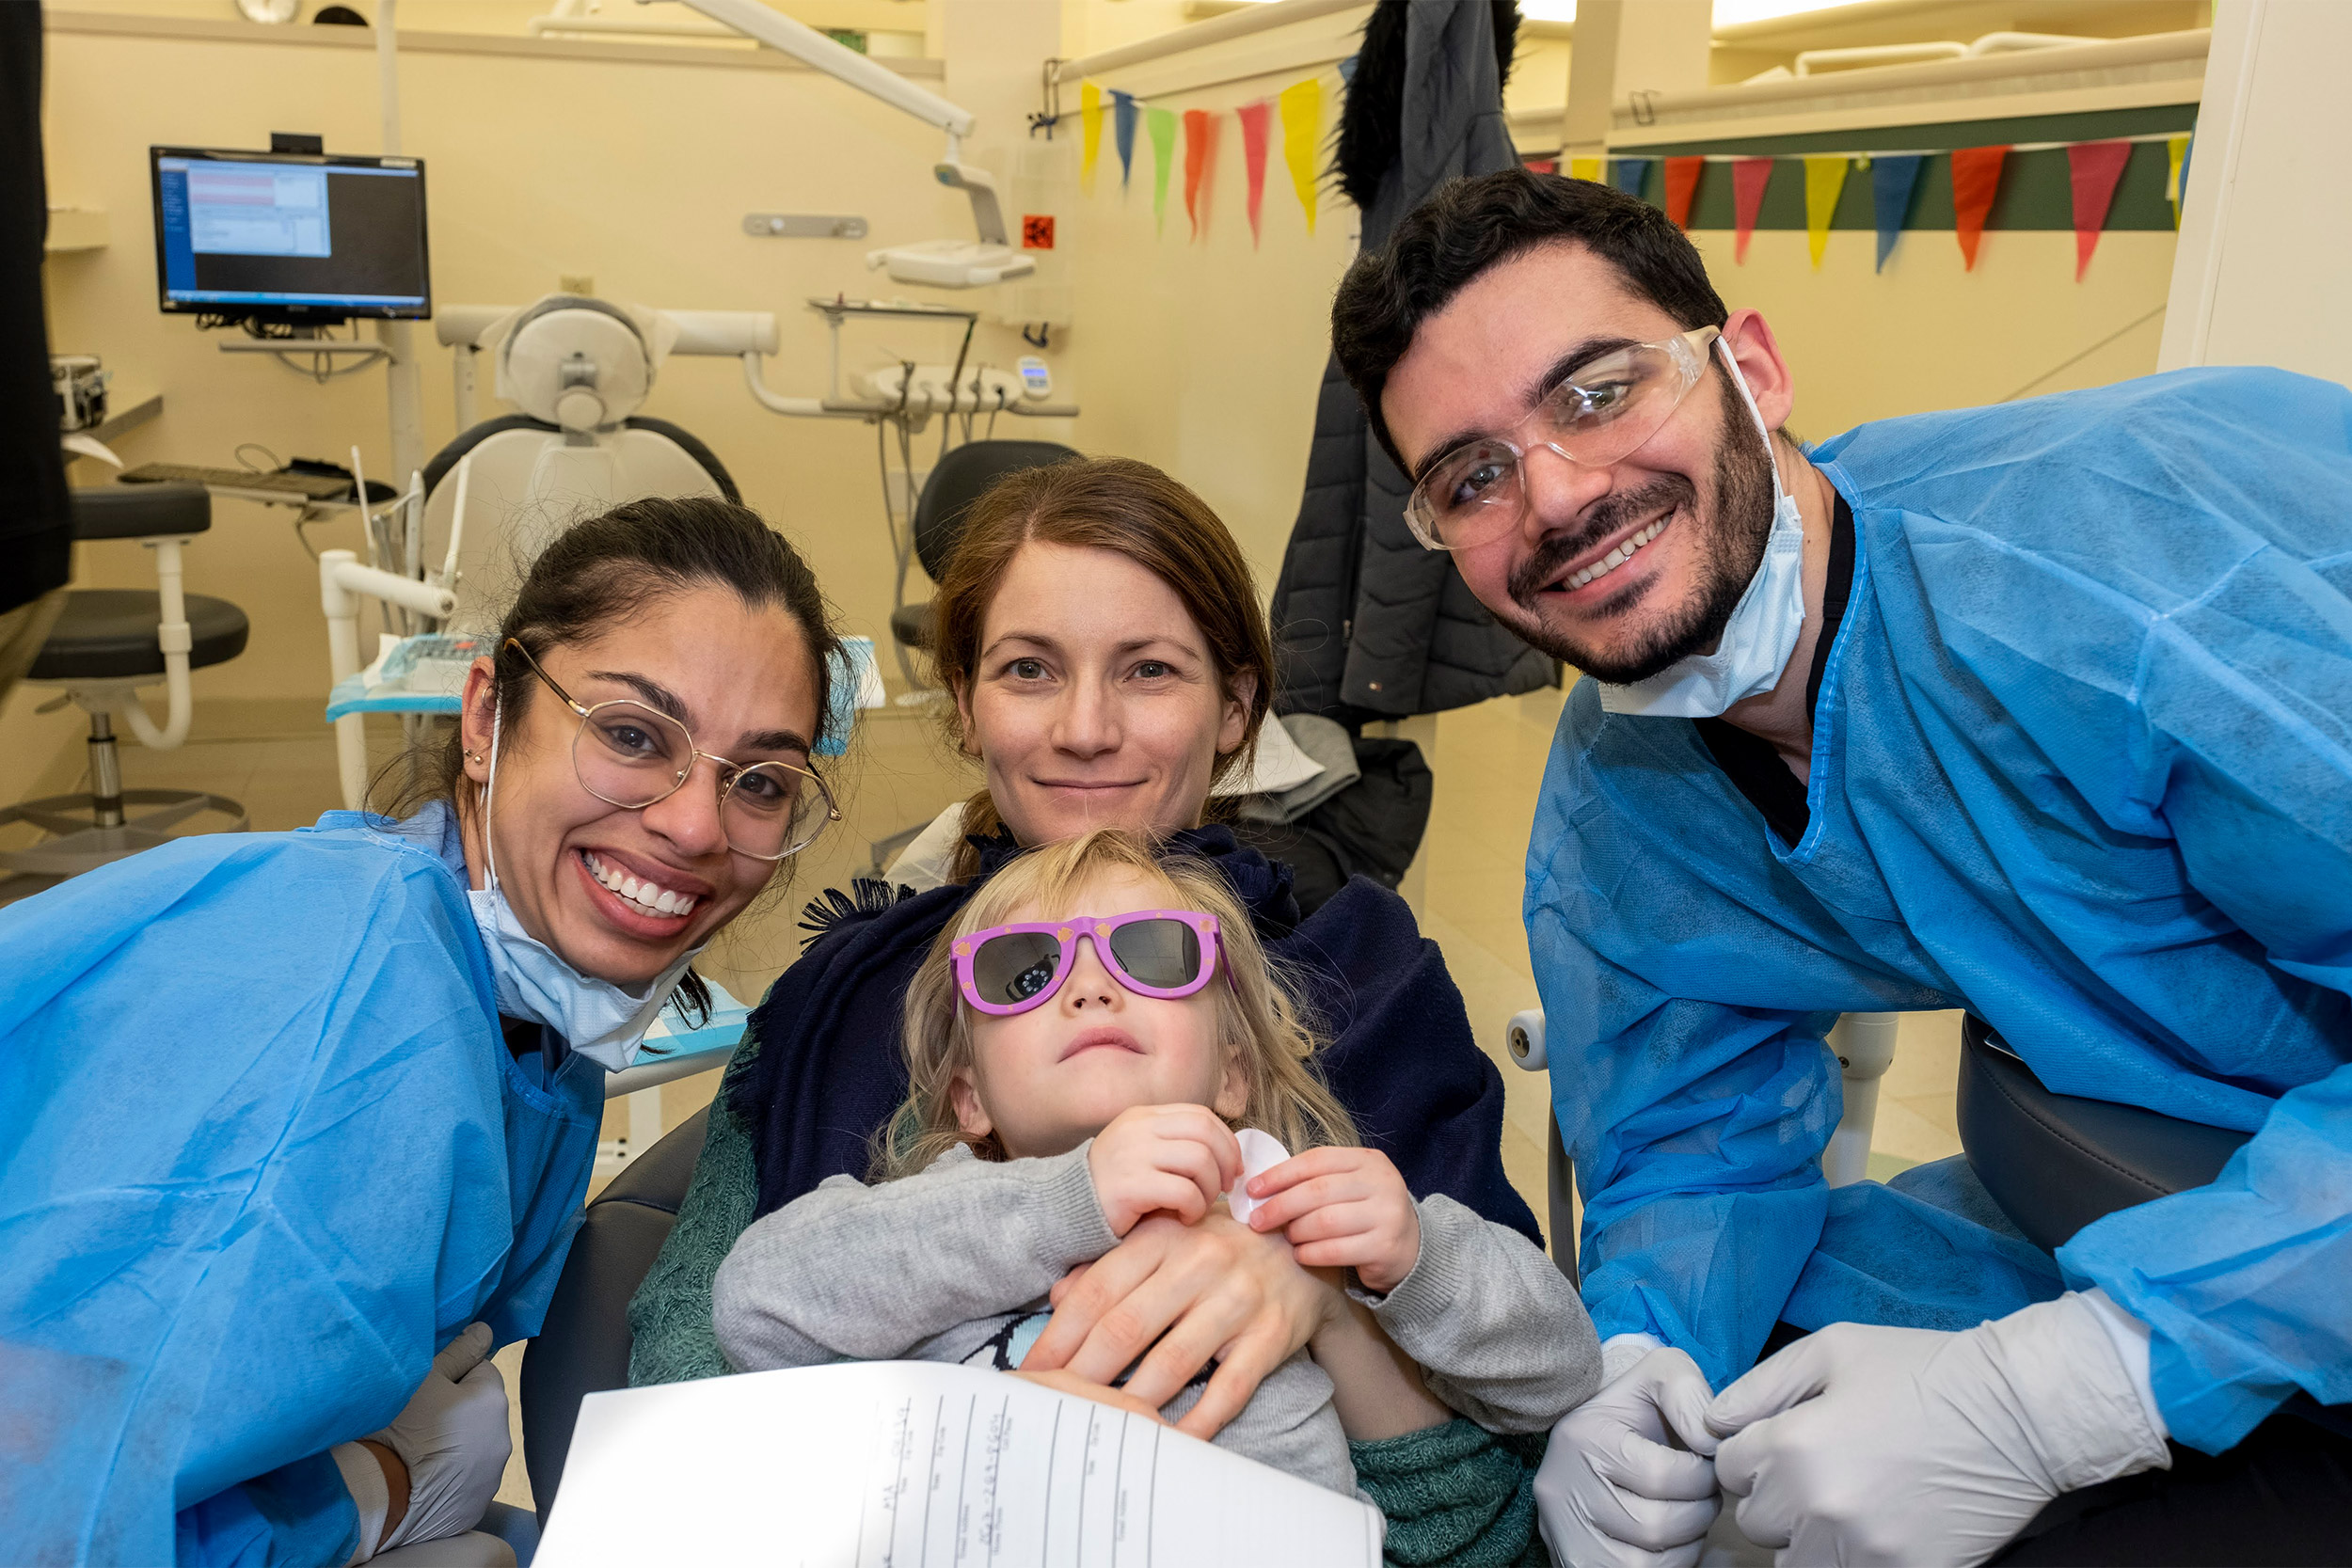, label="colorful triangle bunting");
[1869,154,1923,272]
[1110,90,1138,189]
[2065,141,2132,281]
[1237,100,1271,247]
[1080,82,1103,191]
[1663,158,1704,230]
[2167,133,2192,229]
[1803,156,1848,269]
[1609,158,1648,198]
[1732,157,1773,264]
[1279,79,1321,234]
[1147,107,1177,234]
[1569,156,1602,183]
[1950,145,2009,270]
[1183,108,1217,242]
